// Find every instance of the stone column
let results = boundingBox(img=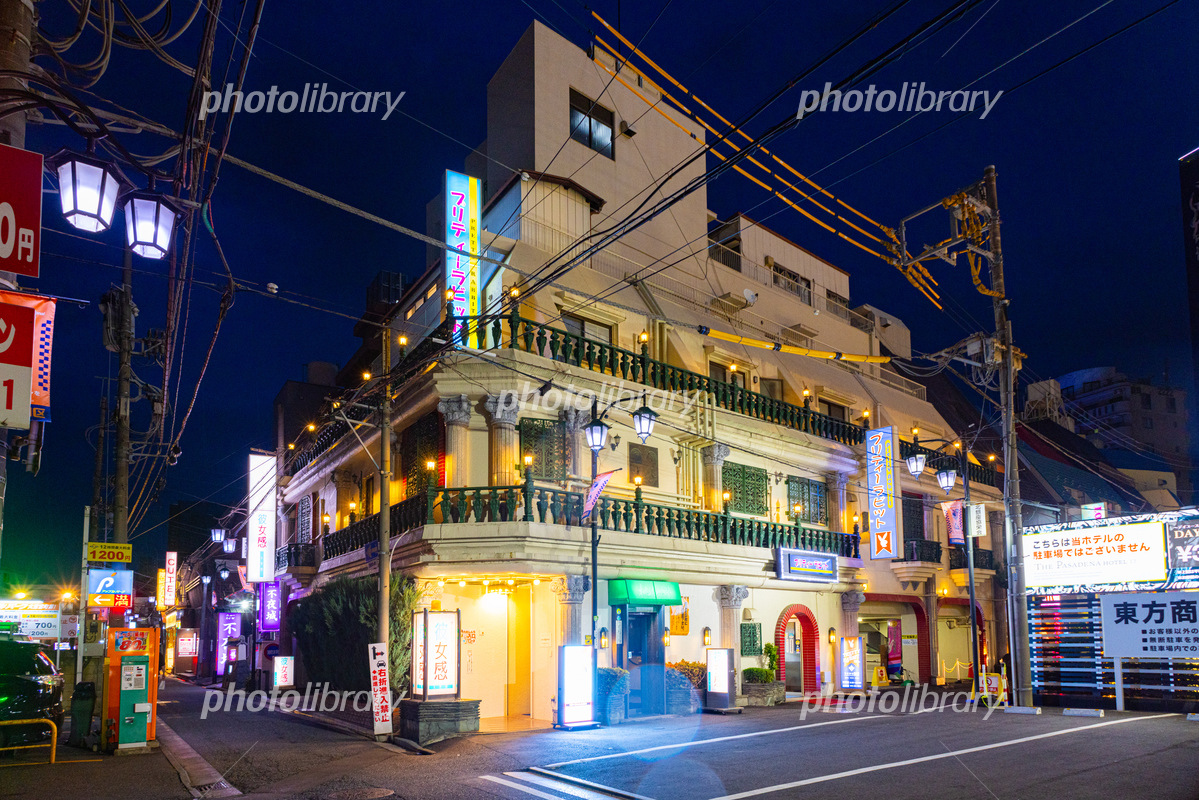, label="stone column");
[924,578,940,683]
[484,393,521,486]
[438,394,472,487]
[718,584,749,695]
[702,443,731,512]
[561,407,591,483]
[331,469,357,527]
[825,471,849,533]
[839,587,865,692]
[552,575,591,646]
